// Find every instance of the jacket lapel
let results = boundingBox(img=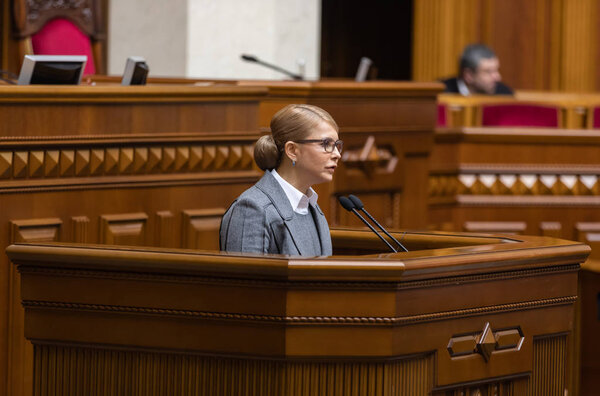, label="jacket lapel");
[255,171,306,256]
[311,203,332,255]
